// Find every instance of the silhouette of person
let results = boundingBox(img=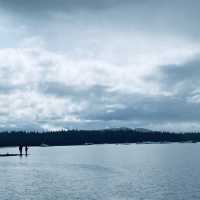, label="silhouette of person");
[25,145,28,156]
[19,145,23,156]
